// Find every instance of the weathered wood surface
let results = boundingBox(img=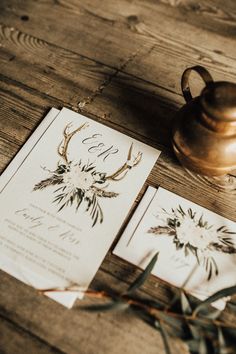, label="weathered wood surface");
[0,0,236,353]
